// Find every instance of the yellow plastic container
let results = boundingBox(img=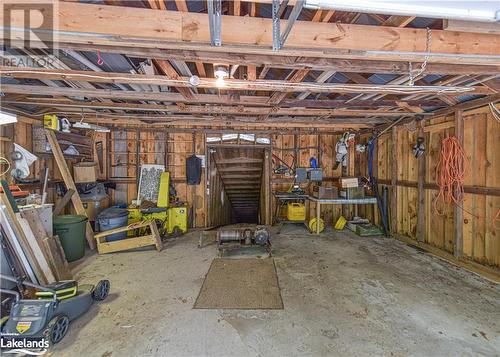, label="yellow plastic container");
[43,114,59,130]
[334,216,347,230]
[167,206,188,234]
[286,203,306,221]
